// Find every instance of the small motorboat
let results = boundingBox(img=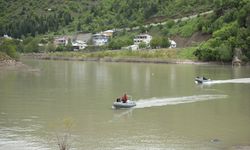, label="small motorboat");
[113,95,136,109]
[195,76,211,84]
